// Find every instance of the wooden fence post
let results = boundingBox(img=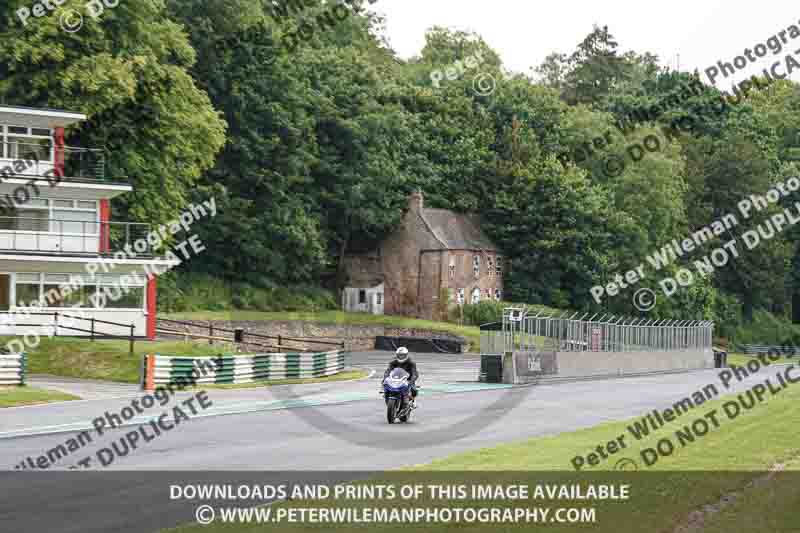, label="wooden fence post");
[129,324,135,355]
